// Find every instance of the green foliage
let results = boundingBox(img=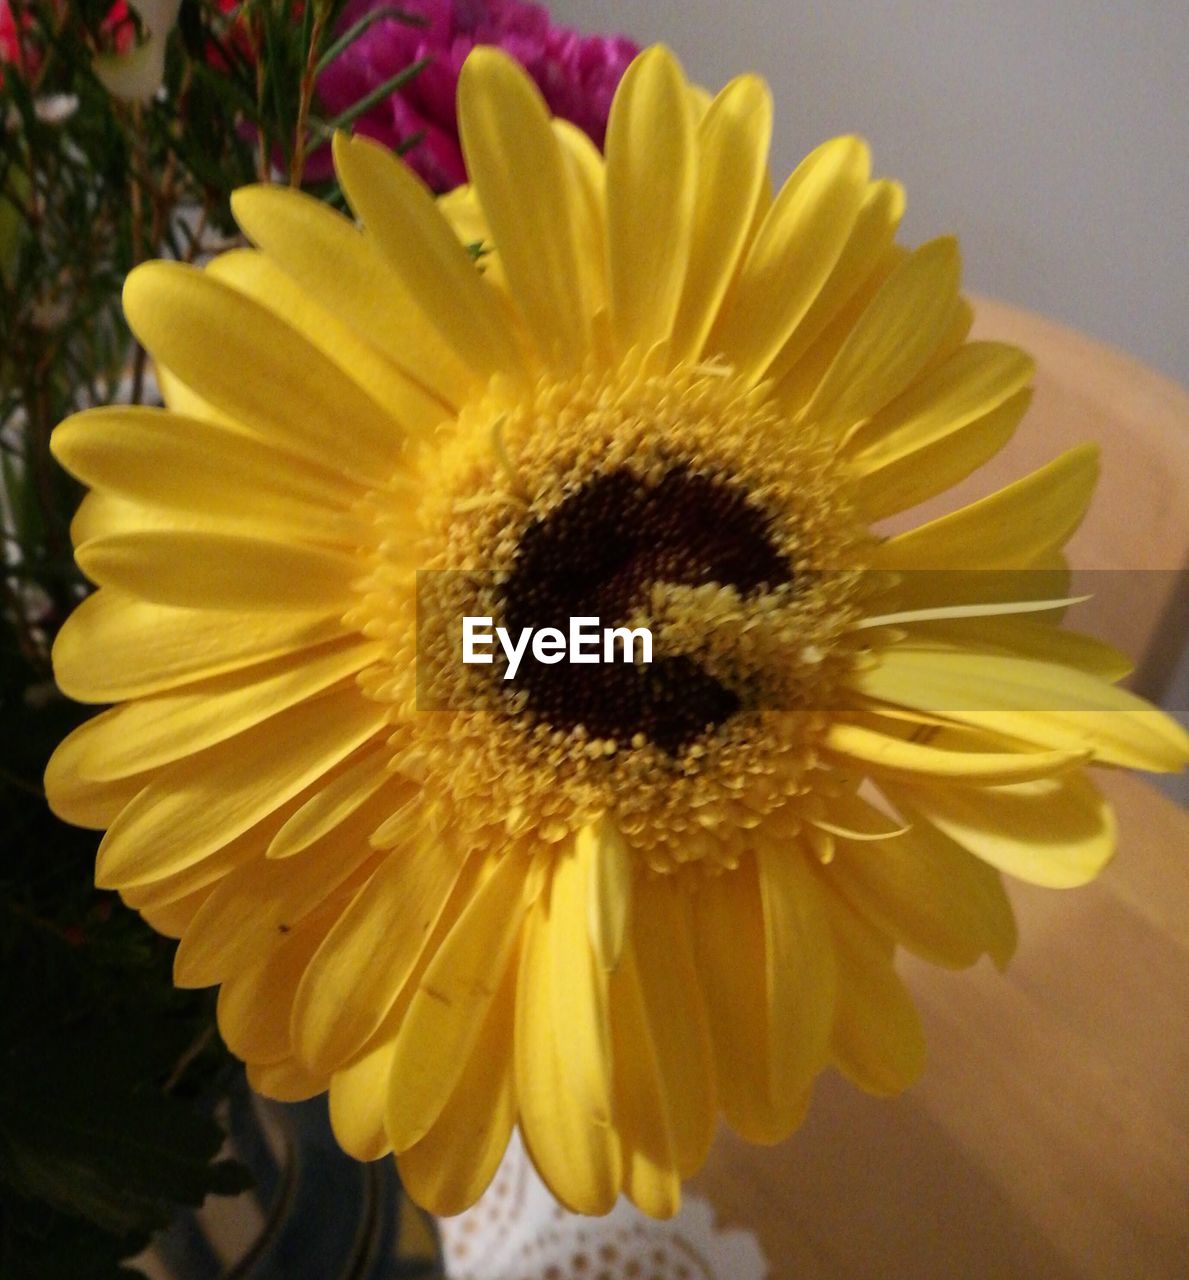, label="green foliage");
[0,2,434,1273]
